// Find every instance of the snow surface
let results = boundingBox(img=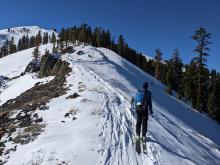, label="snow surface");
[0,44,220,165]
[0,74,54,106]
[0,44,54,78]
[0,26,57,47]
